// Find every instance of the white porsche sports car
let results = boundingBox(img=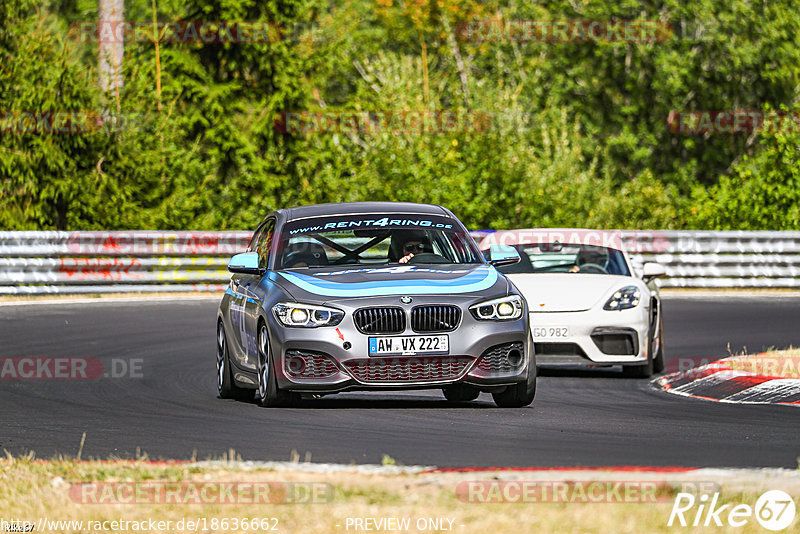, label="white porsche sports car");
[479,229,666,377]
